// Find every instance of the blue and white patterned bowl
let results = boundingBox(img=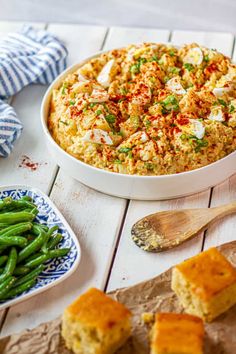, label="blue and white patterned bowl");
[0,185,81,310]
